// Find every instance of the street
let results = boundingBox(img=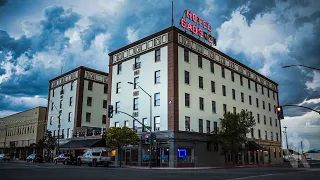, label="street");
[0,161,319,180]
